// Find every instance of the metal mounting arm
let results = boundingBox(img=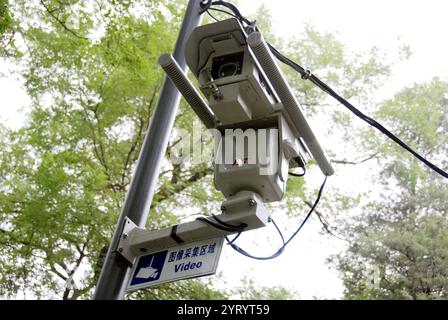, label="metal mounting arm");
[117,191,271,264]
